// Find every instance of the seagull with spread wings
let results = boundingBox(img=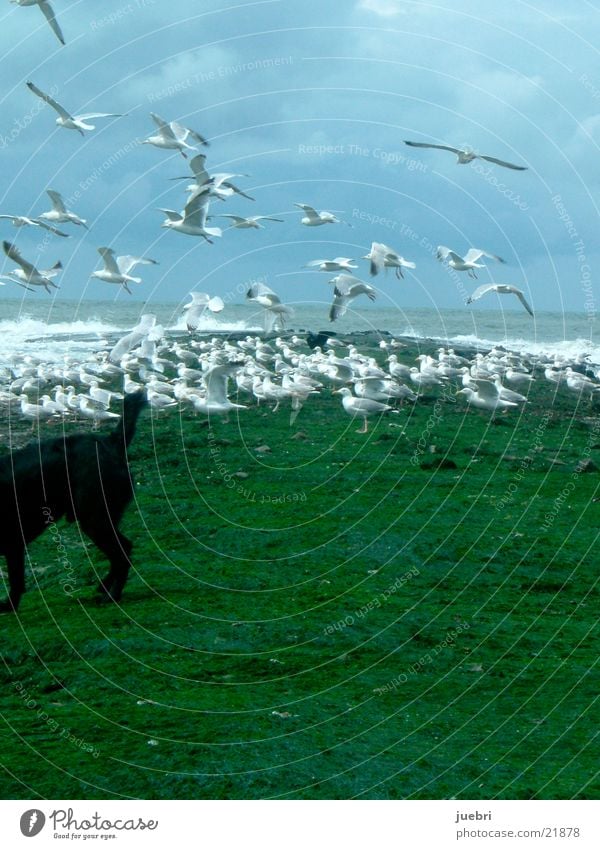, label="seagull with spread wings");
[328,274,376,322]
[437,245,505,279]
[91,247,158,294]
[2,240,62,292]
[219,214,283,230]
[159,192,222,242]
[364,241,416,279]
[0,214,69,237]
[404,140,527,170]
[12,0,64,45]
[171,154,255,201]
[142,113,208,158]
[467,283,534,316]
[26,81,123,134]
[295,203,340,226]
[39,190,88,229]
[246,282,294,332]
[183,292,225,331]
